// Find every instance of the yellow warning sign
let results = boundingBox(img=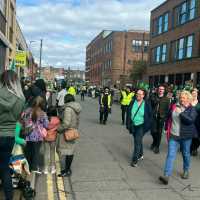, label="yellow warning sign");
[15,50,27,67]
